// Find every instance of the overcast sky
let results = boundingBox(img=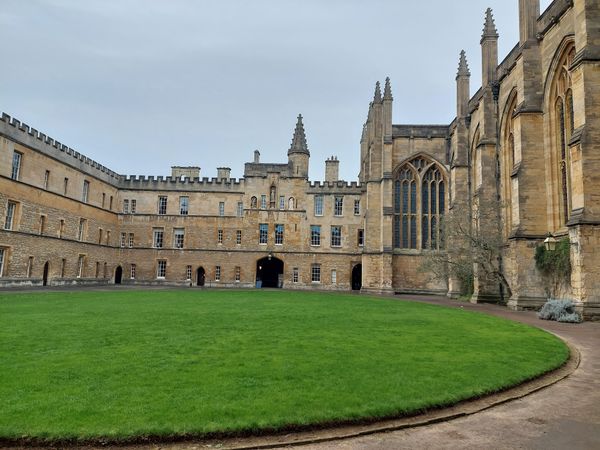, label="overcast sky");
[1,0,552,181]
